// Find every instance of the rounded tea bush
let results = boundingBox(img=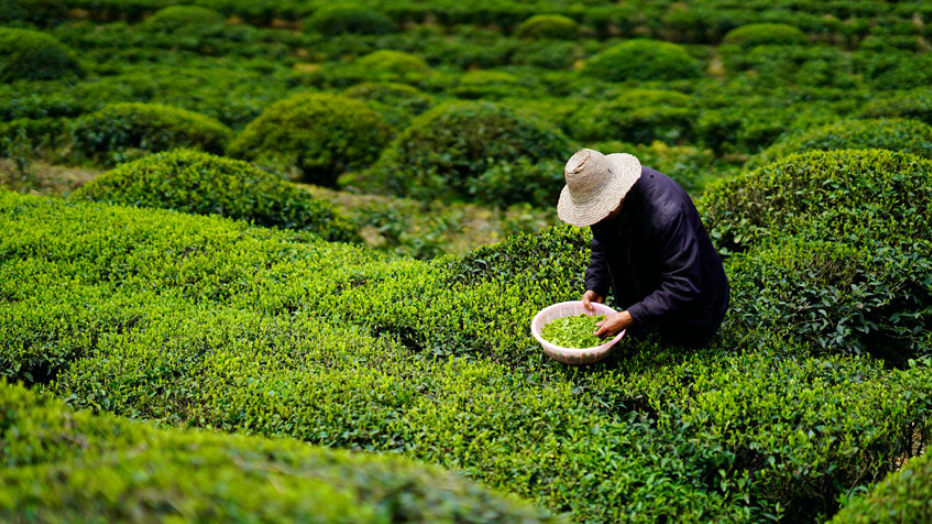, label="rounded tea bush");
[72,149,356,242]
[343,82,434,128]
[229,92,392,186]
[570,89,695,144]
[583,39,700,83]
[749,118,932,169]
[859,89,932,127]
[722,23,808,49]
[139,5,226,34]
[367,101,575,207]
[514,14,579,40]
[0,28,83,83]
[354,50,431,83]
[70,103,231,166]
[830,452,932,524]
[305,4,397,36]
